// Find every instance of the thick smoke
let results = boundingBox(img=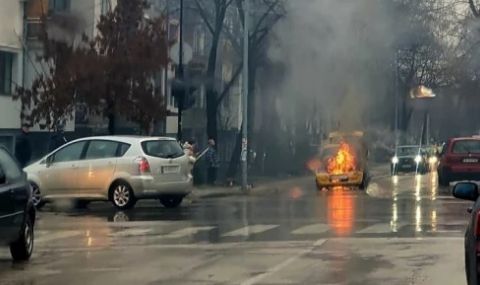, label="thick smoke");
[267,0,397,133]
